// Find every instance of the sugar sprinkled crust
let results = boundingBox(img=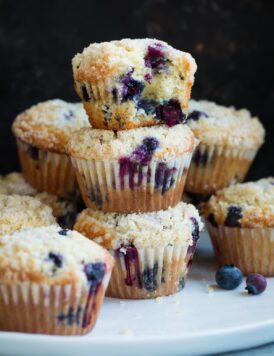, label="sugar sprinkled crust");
[0,225,114,285]
[66,124,197,160]
[0,172,76,221]
[73,38,196,85]
[74,202,204,249]
[0,172,37,196]
[12,99,89,153]
[187,100,265,149]
[0,194,56,236]
[203,178,274,228]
